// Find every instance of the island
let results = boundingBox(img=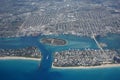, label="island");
[0,47,41,61]
[53,49,120,69]
[99,43,107,48]
[41,38,67,46]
